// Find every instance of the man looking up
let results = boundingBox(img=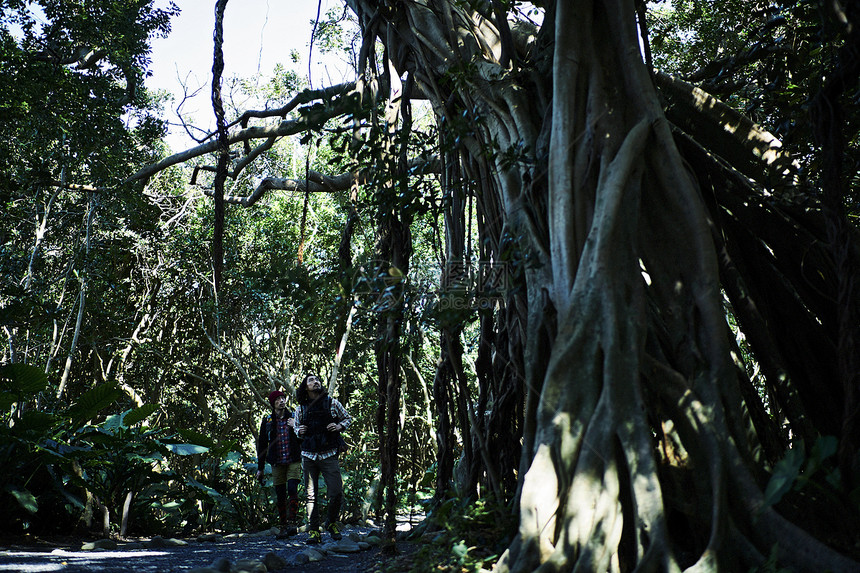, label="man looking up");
[294,374,352,544]
[256,390,302,538]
